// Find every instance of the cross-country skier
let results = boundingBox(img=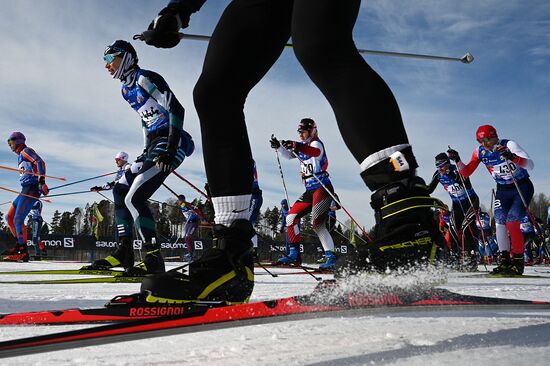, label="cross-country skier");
[29,200,47,259]
[103,40,194,275]
[83,151,138,270]
[475,211,498,265]
[447,124,534,275]
[3,132,48,262]
[520,213,540,265]
[137,0,444,304]
[270,118,338,270]
[177,194,200,262]
[427,152,479,270]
